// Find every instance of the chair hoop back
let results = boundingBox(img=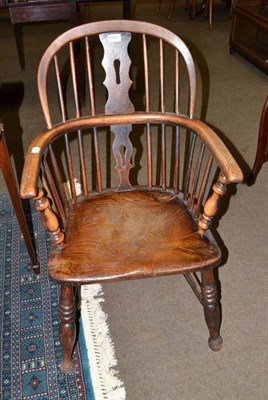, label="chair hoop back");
[37,20,197,128]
